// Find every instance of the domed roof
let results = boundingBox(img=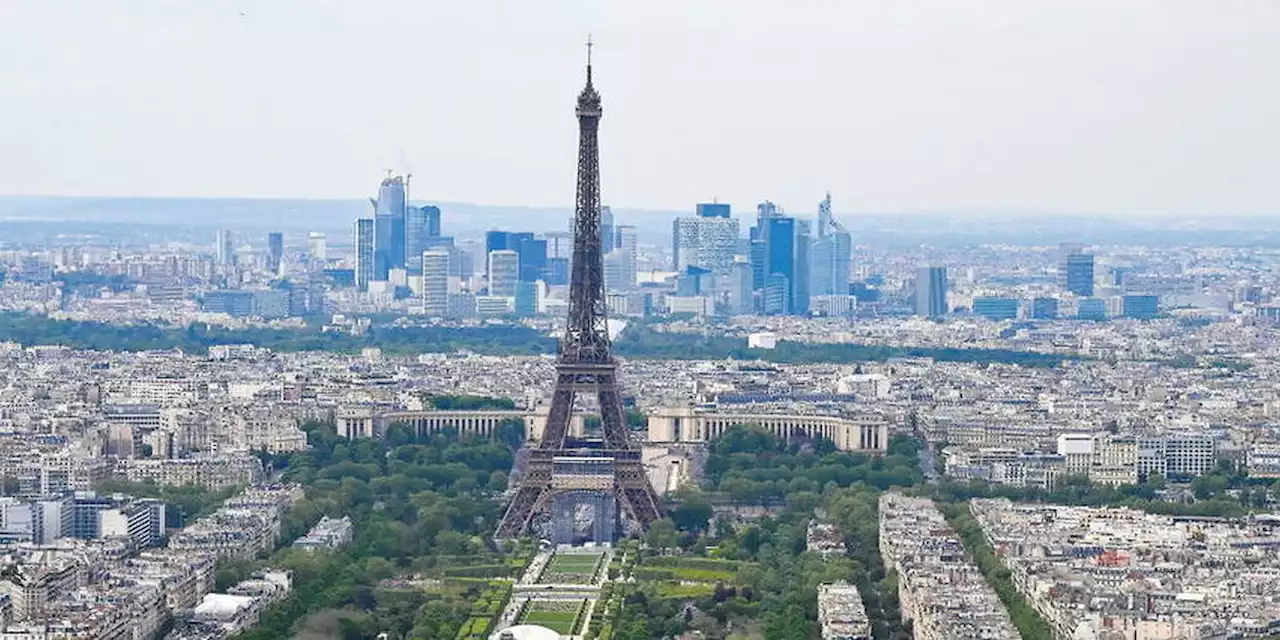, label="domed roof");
[489,624,563,640]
